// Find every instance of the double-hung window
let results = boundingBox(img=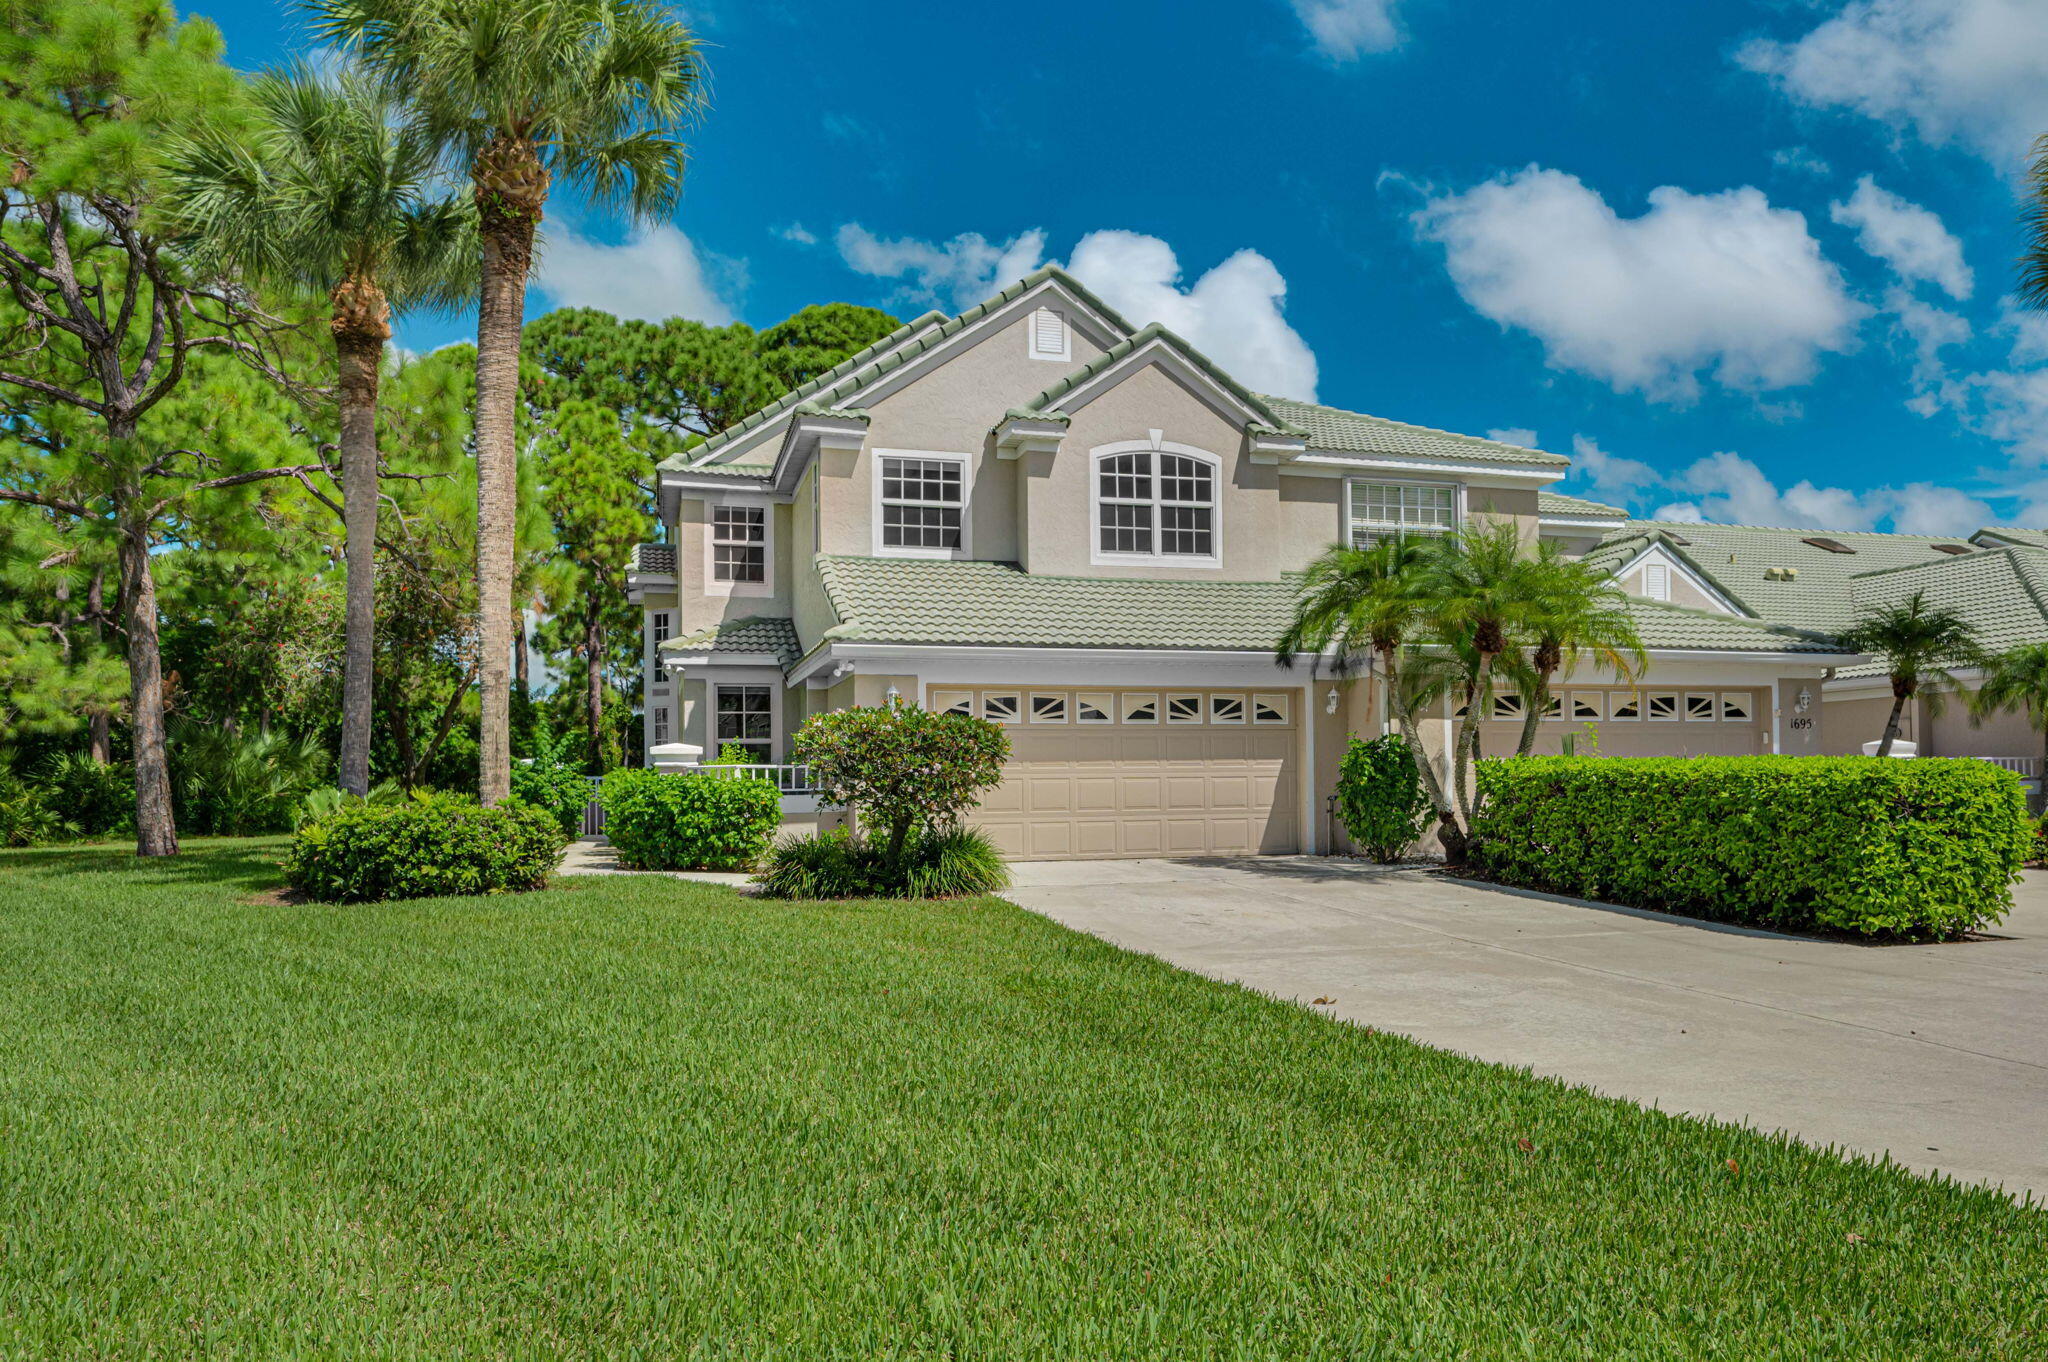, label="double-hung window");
[714,685,773,763]
[649,611,671,682]
[1347,481,1456,547]
[711,505,766,585]
[878,454,965,554]
[1094,448,1218,563]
